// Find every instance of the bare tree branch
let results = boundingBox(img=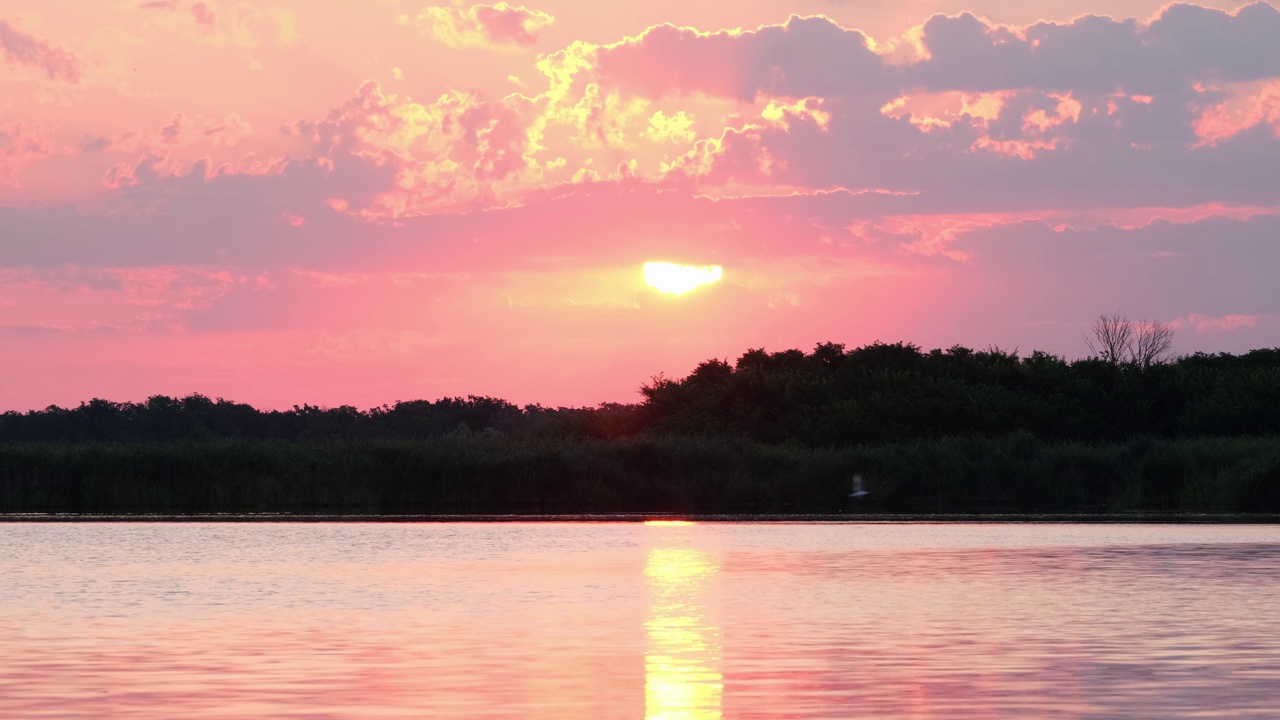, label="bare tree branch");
[1083,313,1134,364]
[1130,319,1175,368]
[1083,313,1175,368]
